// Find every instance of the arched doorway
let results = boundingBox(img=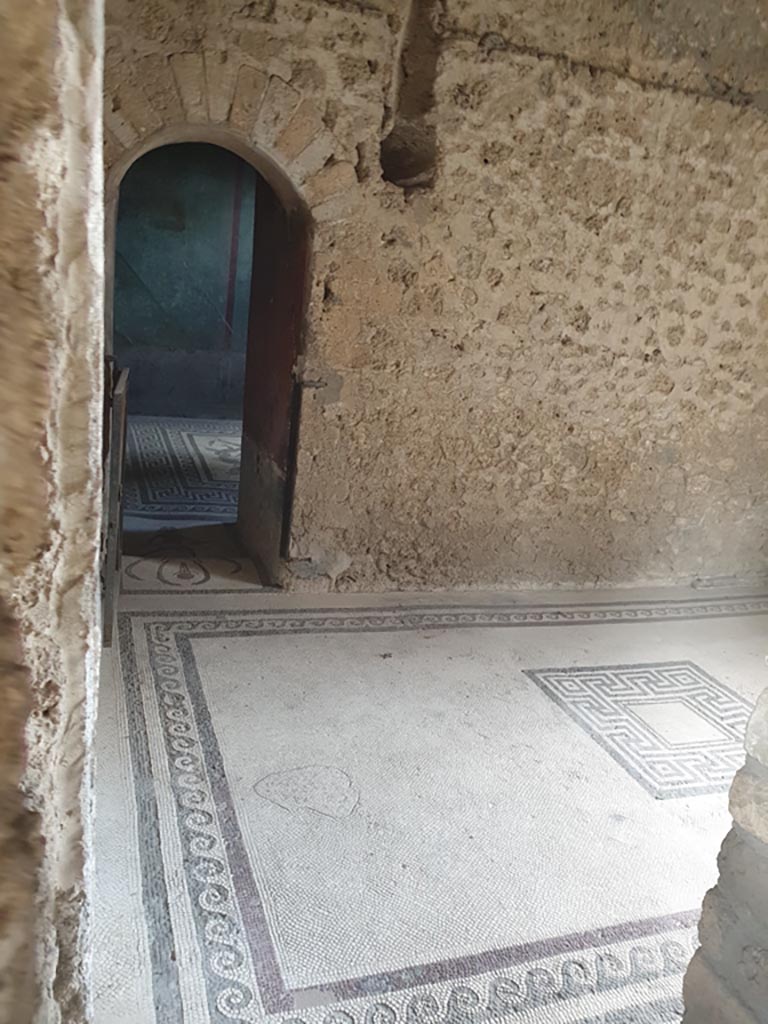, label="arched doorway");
[104,138,310,607]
